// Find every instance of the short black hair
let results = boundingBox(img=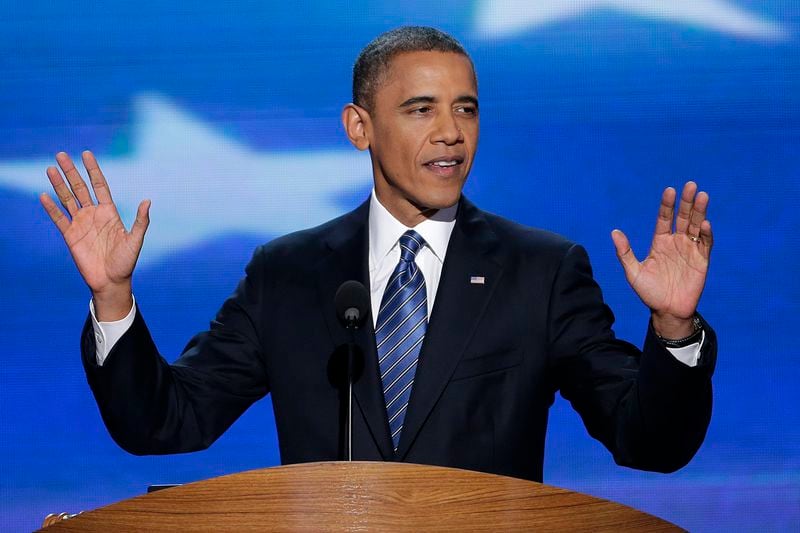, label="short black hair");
[352,26,473,111]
